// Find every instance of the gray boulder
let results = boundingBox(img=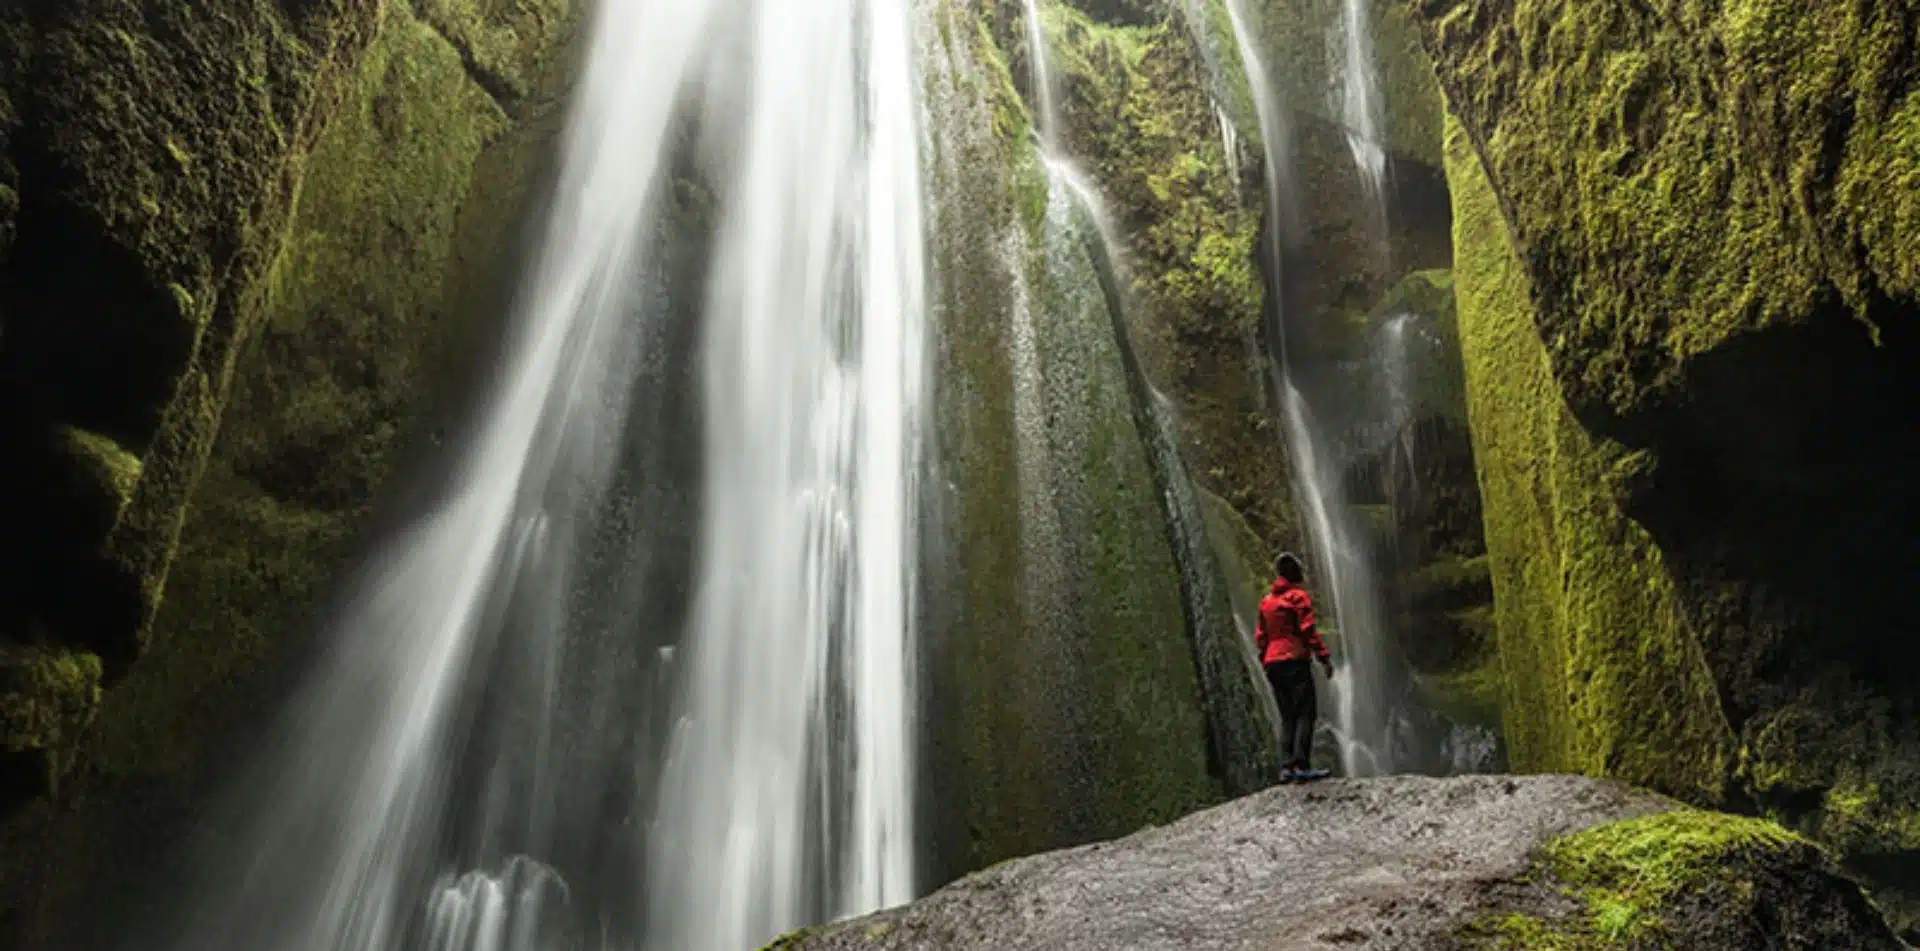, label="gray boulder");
[768,775,1903,950]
